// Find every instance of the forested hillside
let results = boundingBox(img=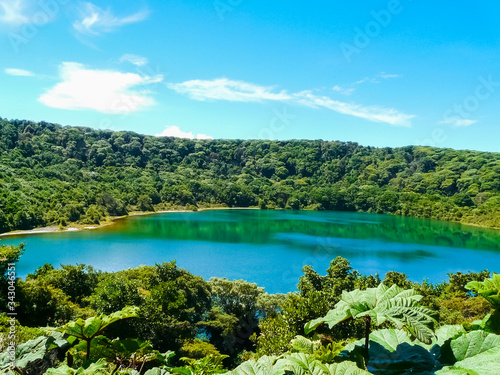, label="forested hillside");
[1,117,500,233]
